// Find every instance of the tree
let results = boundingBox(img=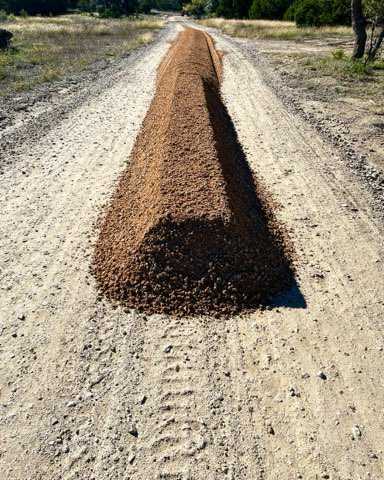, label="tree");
[77,0,97,11]
[97,0,139,16]
[139,0,156,13]
[216,0,252,18]
[291,0,350,27]
[295,0,327,26]
[1,0,73,15]
[206,0,218,14]
[249,0,293,20]
[155,0,183,10]
[183,0,206,17]
[332,0,351,24]
[120,0,139,14]
[364,0,384,60]
[350,0,384,61]
[352,0,367,58]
